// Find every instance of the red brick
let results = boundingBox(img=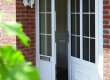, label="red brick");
[16,0,36,65]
